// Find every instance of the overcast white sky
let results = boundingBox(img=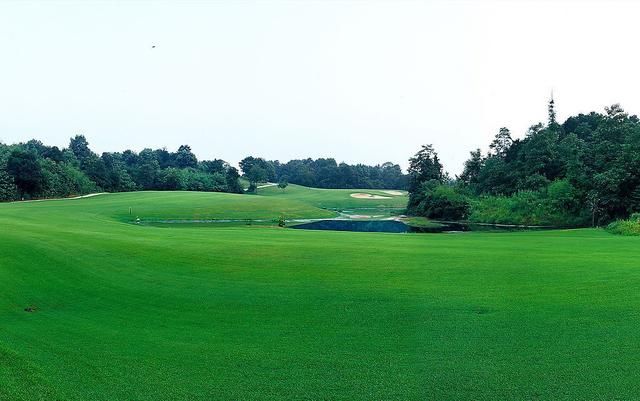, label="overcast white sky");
[1,0,640,174]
